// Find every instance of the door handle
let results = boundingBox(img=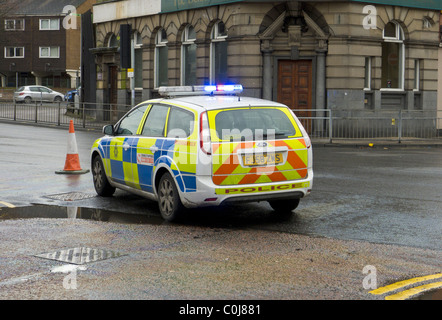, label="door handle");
[149,146,159,153]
